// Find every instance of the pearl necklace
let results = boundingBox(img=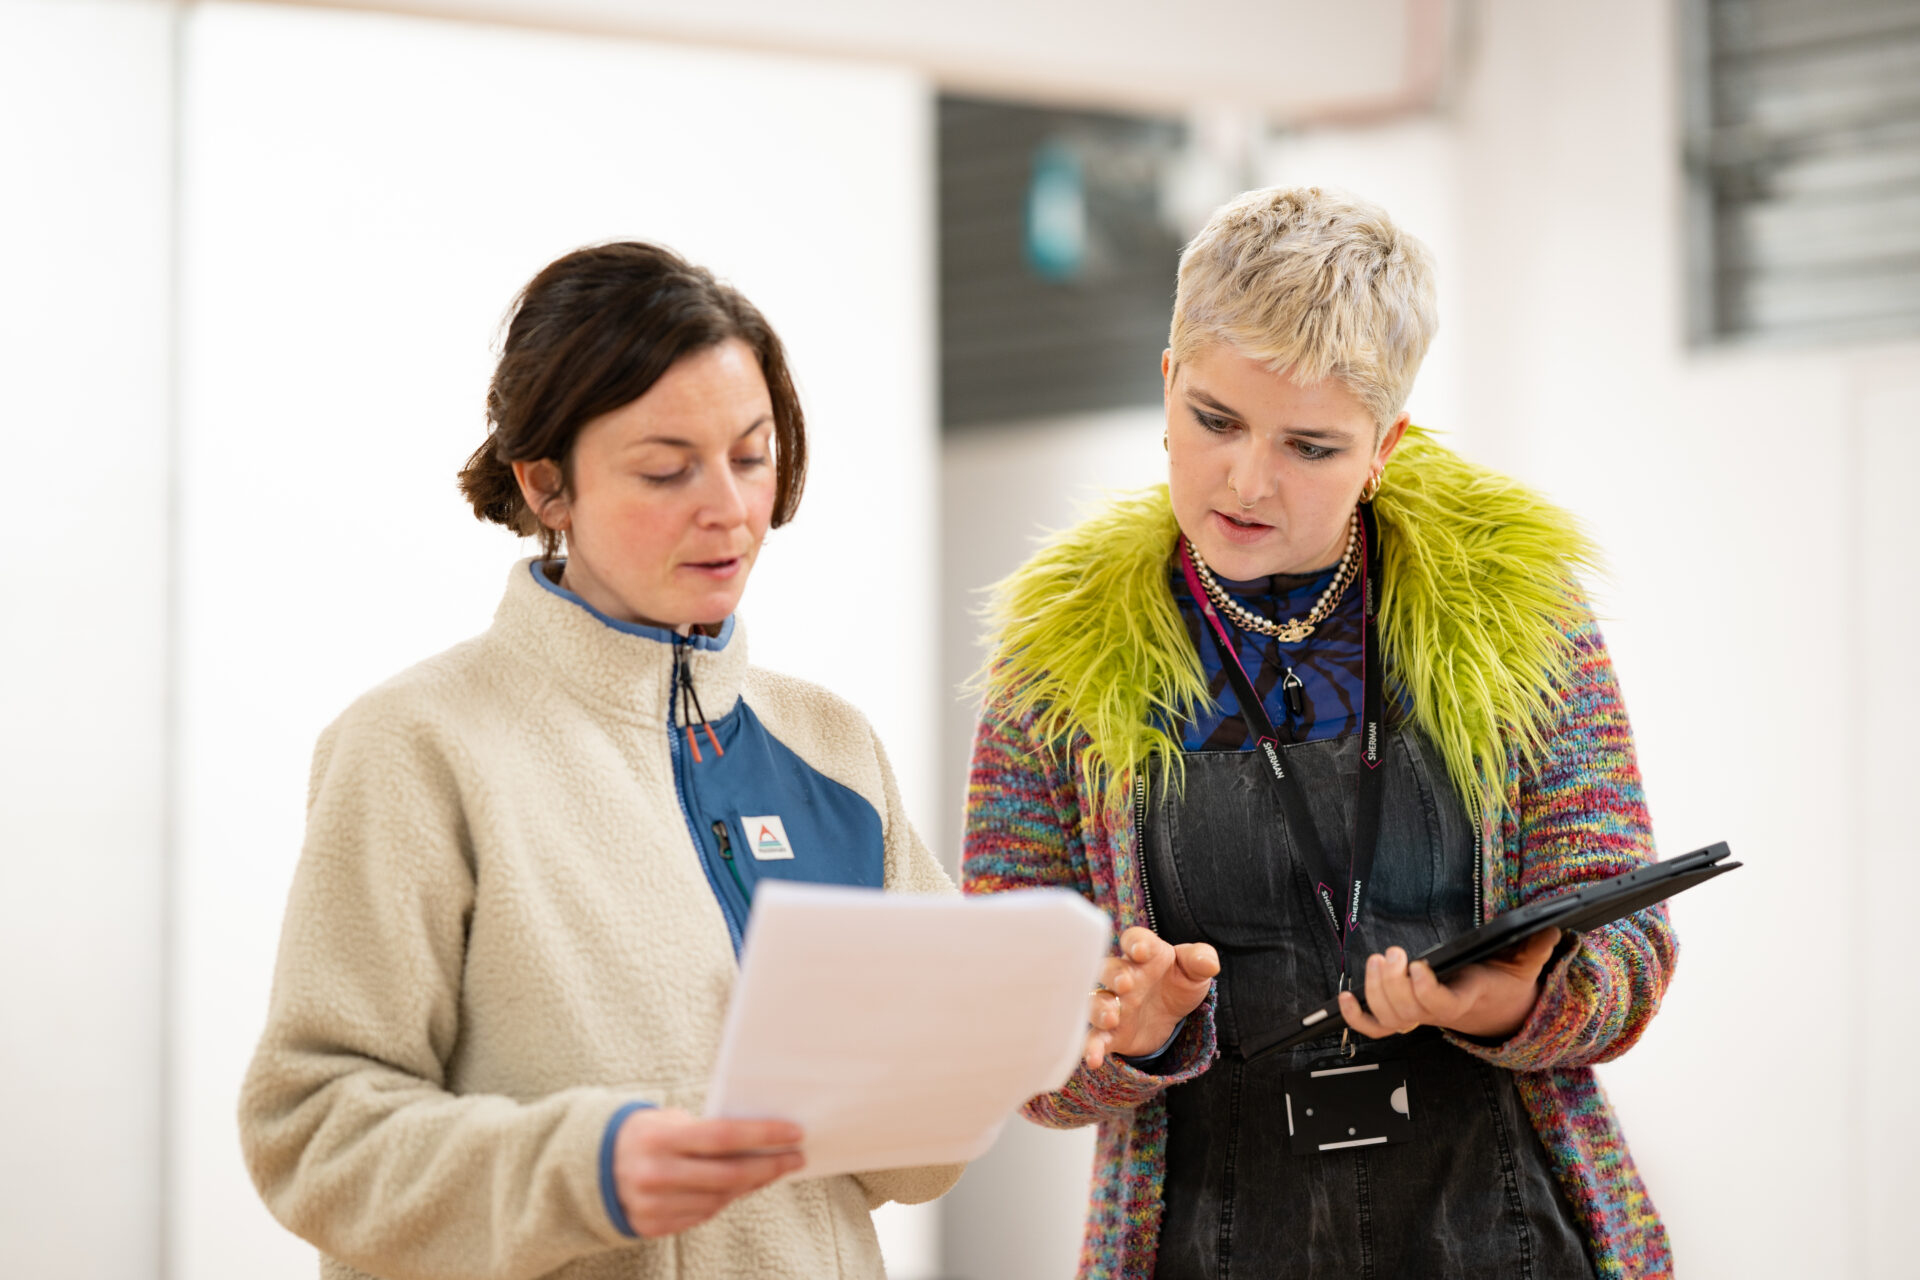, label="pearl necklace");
[1188,509,1361,644]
